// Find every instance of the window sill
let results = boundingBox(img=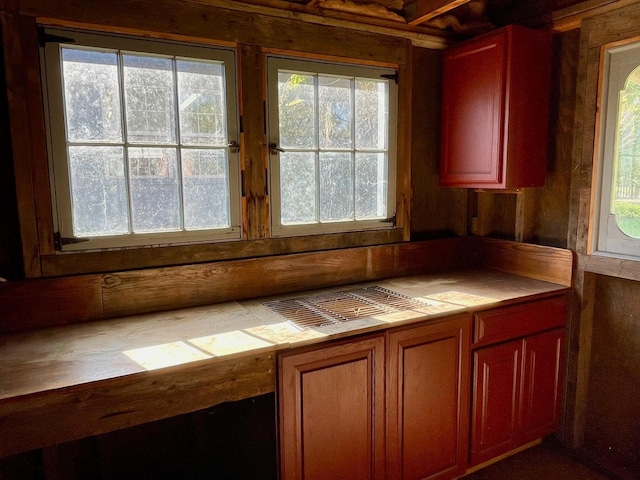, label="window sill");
[40,229,406,277]
[578,251,640,282]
